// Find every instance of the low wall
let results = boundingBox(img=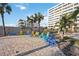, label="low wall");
[0,26,44,36]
